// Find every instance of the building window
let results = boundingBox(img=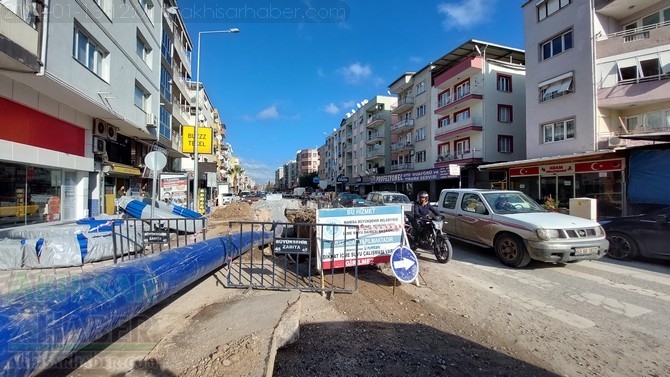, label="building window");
[73,24,107,78]
[415,81,425,95]
[438,116,450,128]
[416,104,426,118]
[134,83,149,111]
[438,143,450,157]
[497,74,512,92]
[416,150,426,163]
[136,33,152,65]
[455,80,470,100]
[542,119,575,143]
[160,66,171,102]
[159,106,170,139]
[498,135,513,153]
[139,0,154,20]
[454,108,470,123]
[617,57,664,84]
[438,89,450,107]
[498,105,513,122]
[538,72,574,102]
[455,138,470,156]
[415,127,426,141]
[161,31,173,66]
[625,6,670,30]
[537,0,571,21]
[95,0,113,17]
[541,30,573,60]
